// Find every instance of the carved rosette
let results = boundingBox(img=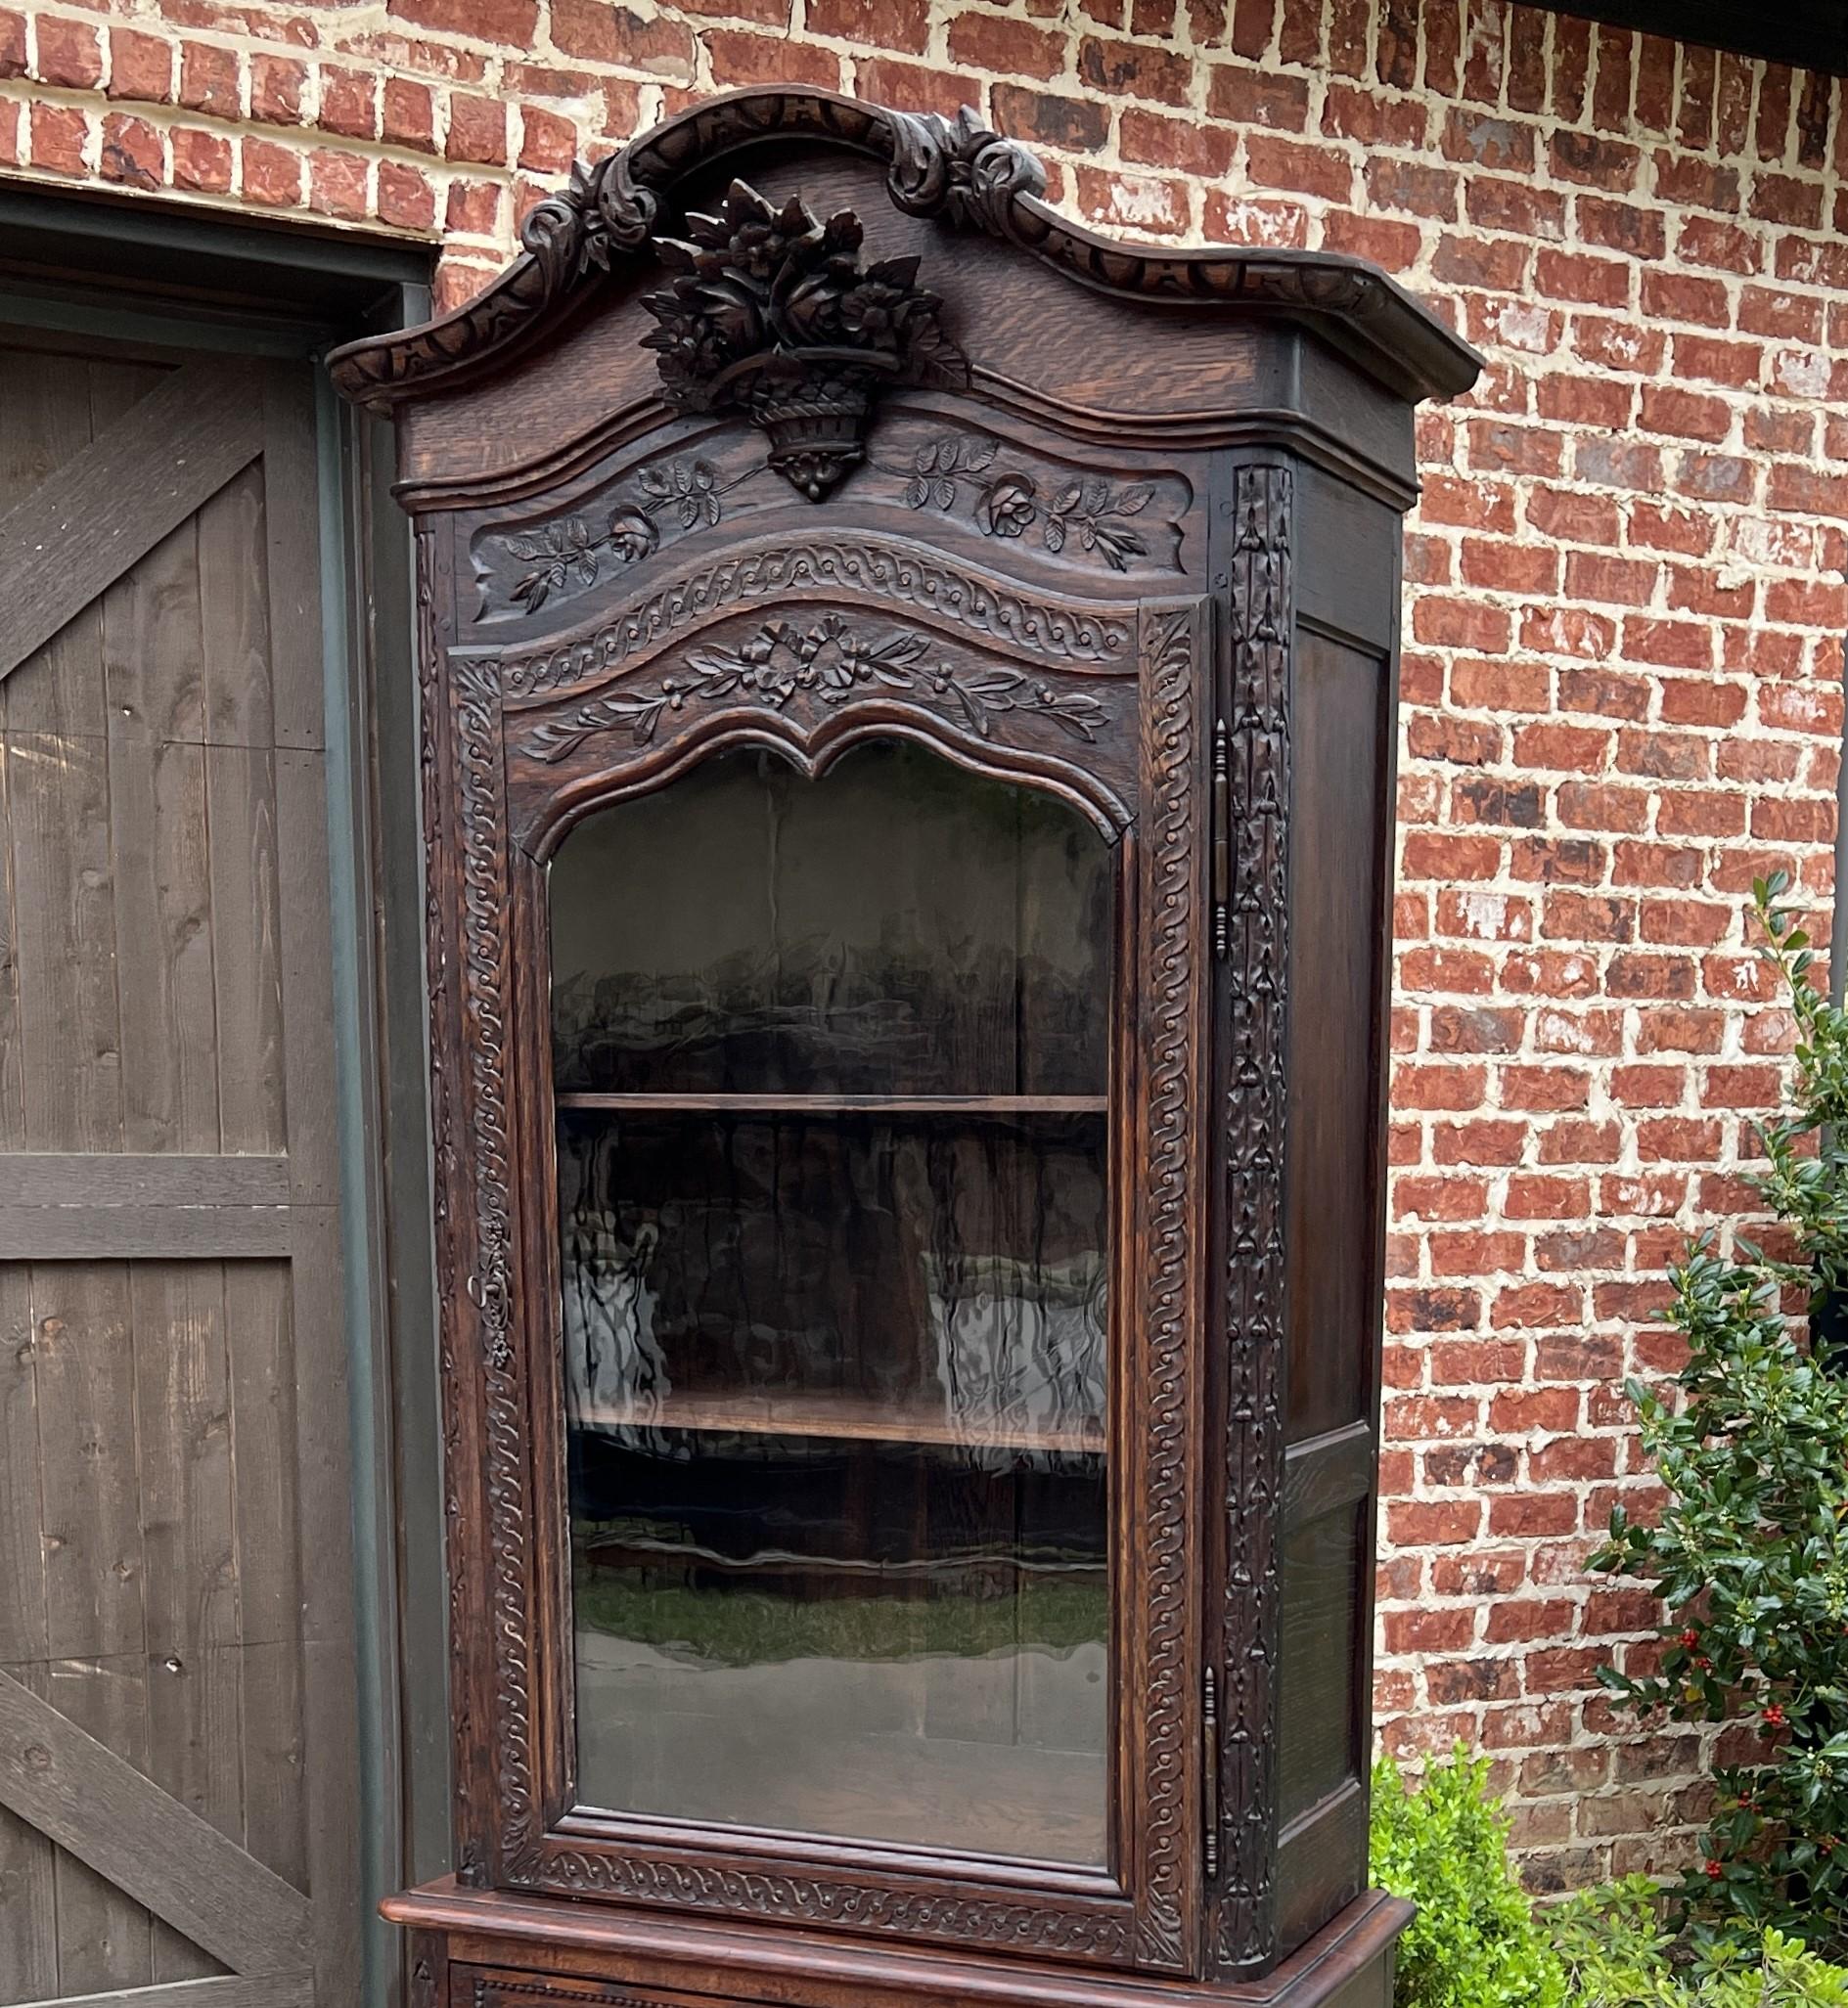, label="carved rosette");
[1216,465,1292,1972]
